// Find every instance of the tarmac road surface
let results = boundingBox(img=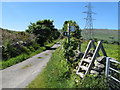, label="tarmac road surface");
[0,43,60,89]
